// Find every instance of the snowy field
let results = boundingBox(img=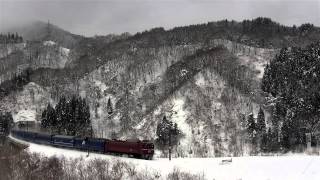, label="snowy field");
[9,135,320,180]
